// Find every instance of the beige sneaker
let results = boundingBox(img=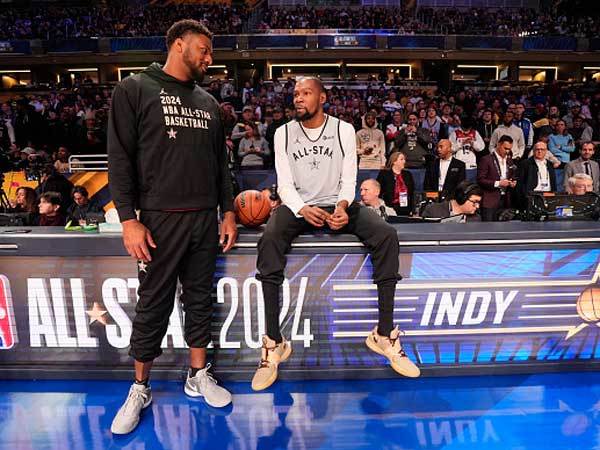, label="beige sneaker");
[366,326,420,378]
[251,335,292,391]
